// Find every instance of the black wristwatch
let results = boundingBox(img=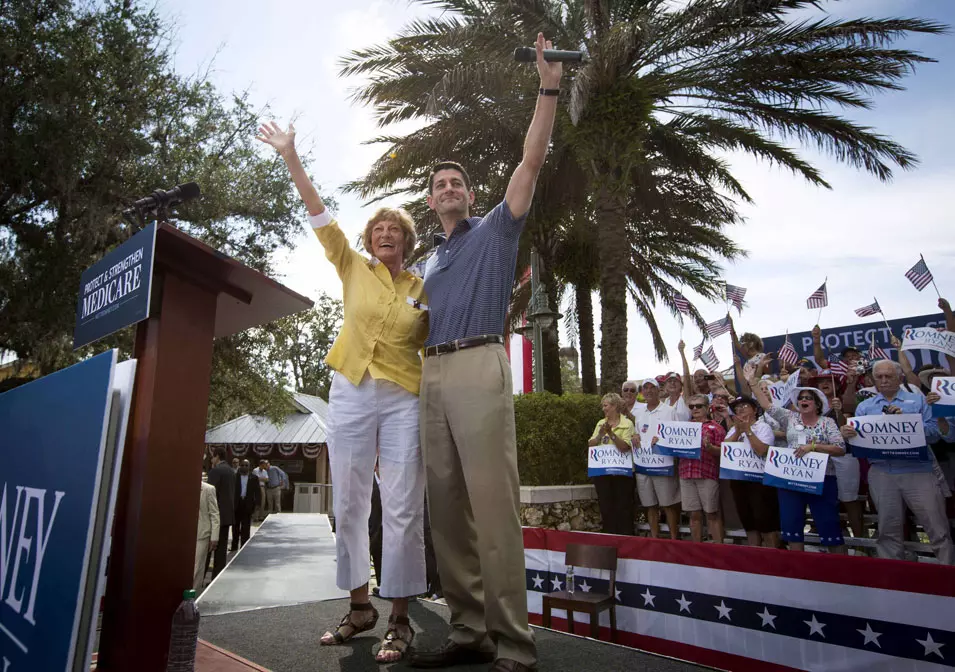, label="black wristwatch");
[539,88,560,96]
